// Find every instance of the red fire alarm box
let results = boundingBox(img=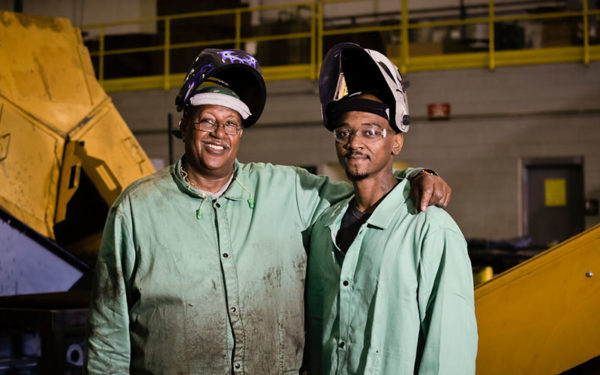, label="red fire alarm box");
[427,103,451,120]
